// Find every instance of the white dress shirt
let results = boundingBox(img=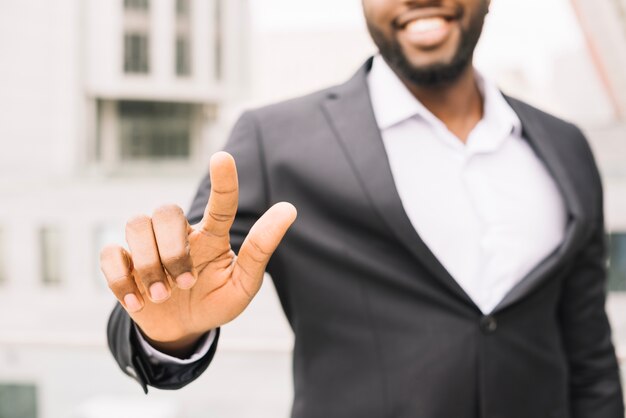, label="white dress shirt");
[135,326,217,365]
[139,55,567,363]
[368,55,567,313]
